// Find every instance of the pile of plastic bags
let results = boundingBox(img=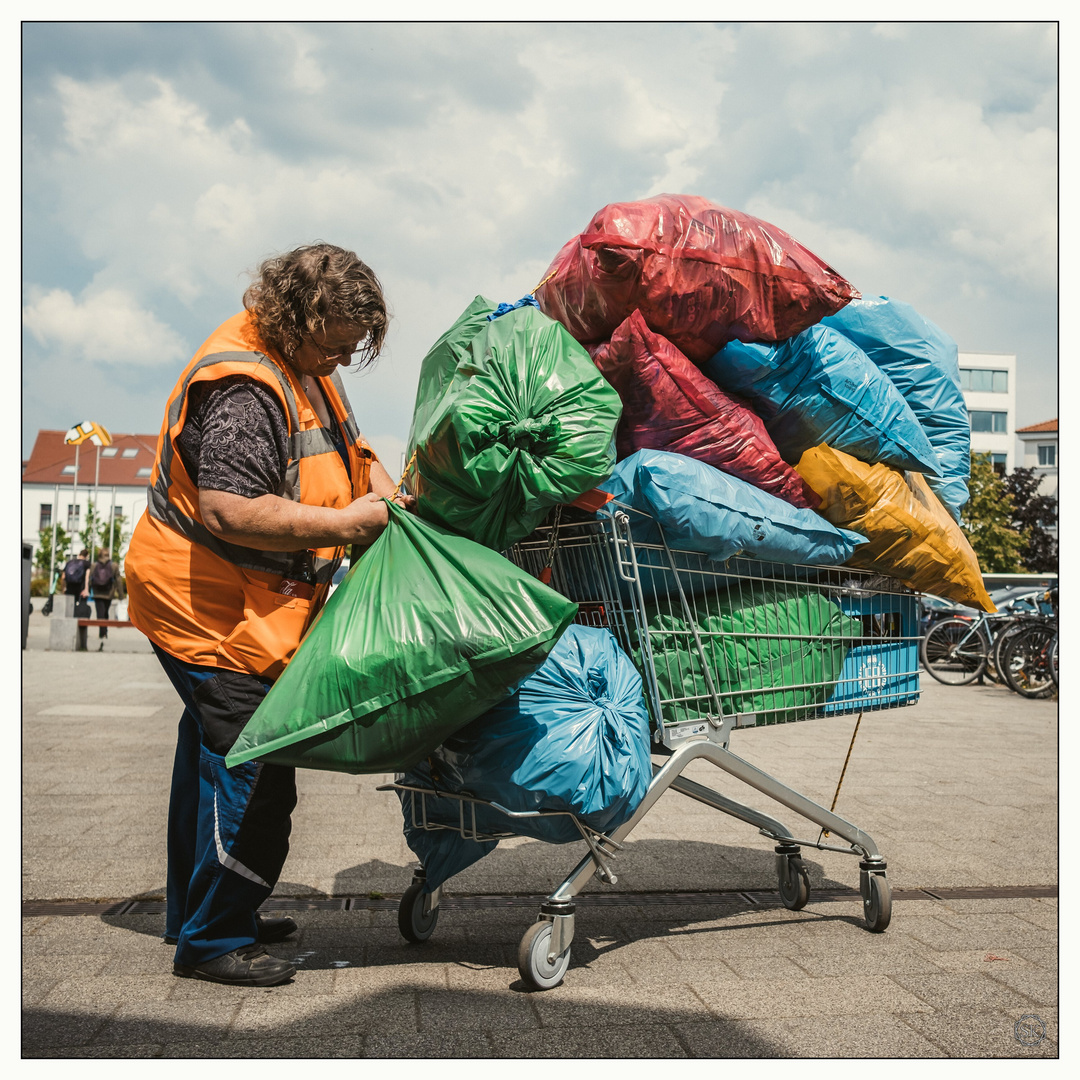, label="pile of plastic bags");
[230,192,994,894]
[538,193,991,611]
